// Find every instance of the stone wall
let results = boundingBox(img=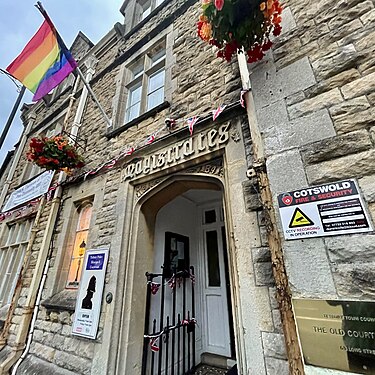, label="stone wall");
[249,0,375,373]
